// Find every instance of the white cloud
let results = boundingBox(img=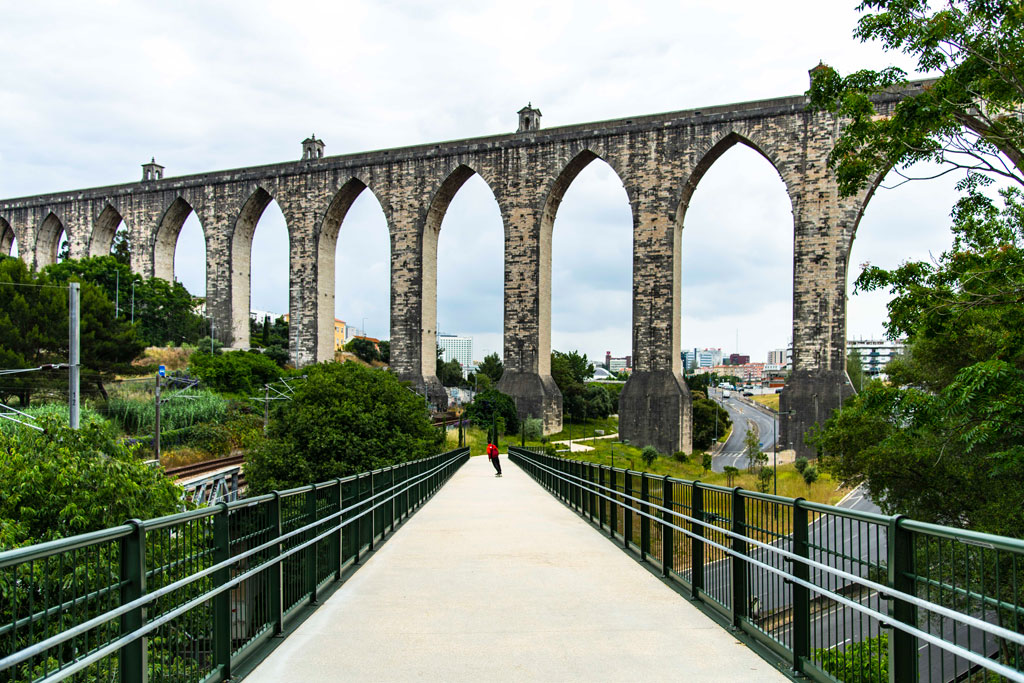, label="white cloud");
[0,1,966,364]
